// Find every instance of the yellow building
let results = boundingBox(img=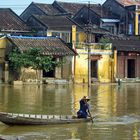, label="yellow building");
[0,37,7,83]
[72,26,115,84]
[0,36,76,84]
[73,43,114,83]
